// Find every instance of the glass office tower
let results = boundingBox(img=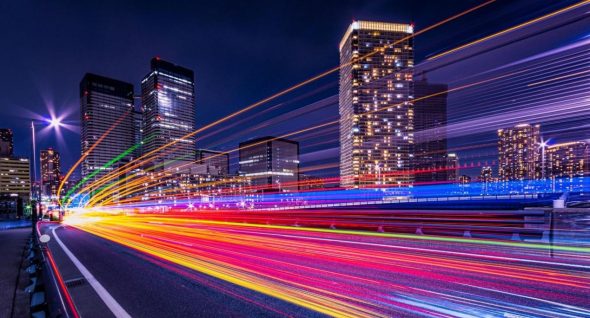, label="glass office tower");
[80,73,135,184]
[141,57,195,166]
